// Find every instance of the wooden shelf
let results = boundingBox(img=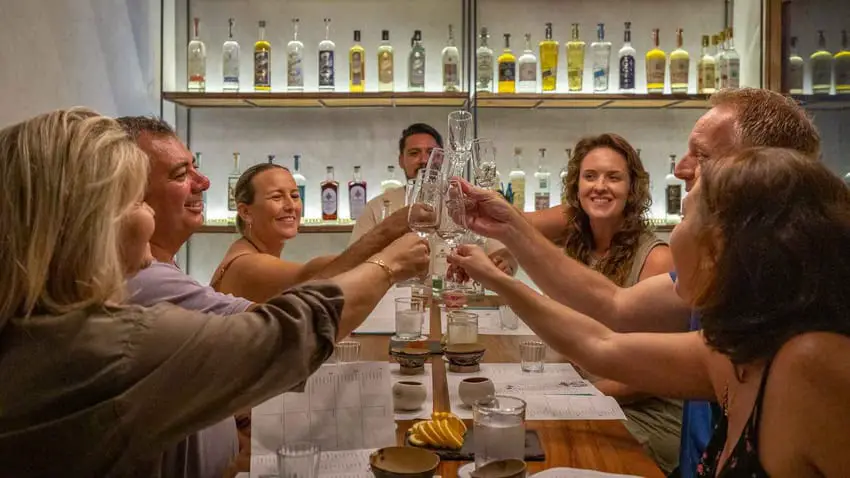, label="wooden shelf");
[474,93,711,110]
[199,223,354,234]
[162,91,468,109]
[793,94,850,110]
